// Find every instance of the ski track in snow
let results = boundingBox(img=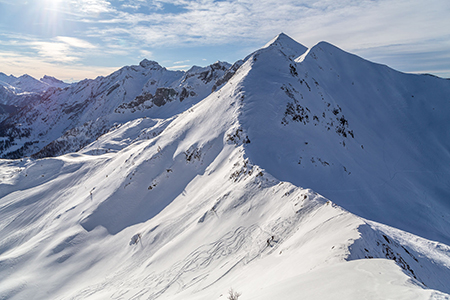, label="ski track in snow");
[69,181,323,300]
[70,203,317,299]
